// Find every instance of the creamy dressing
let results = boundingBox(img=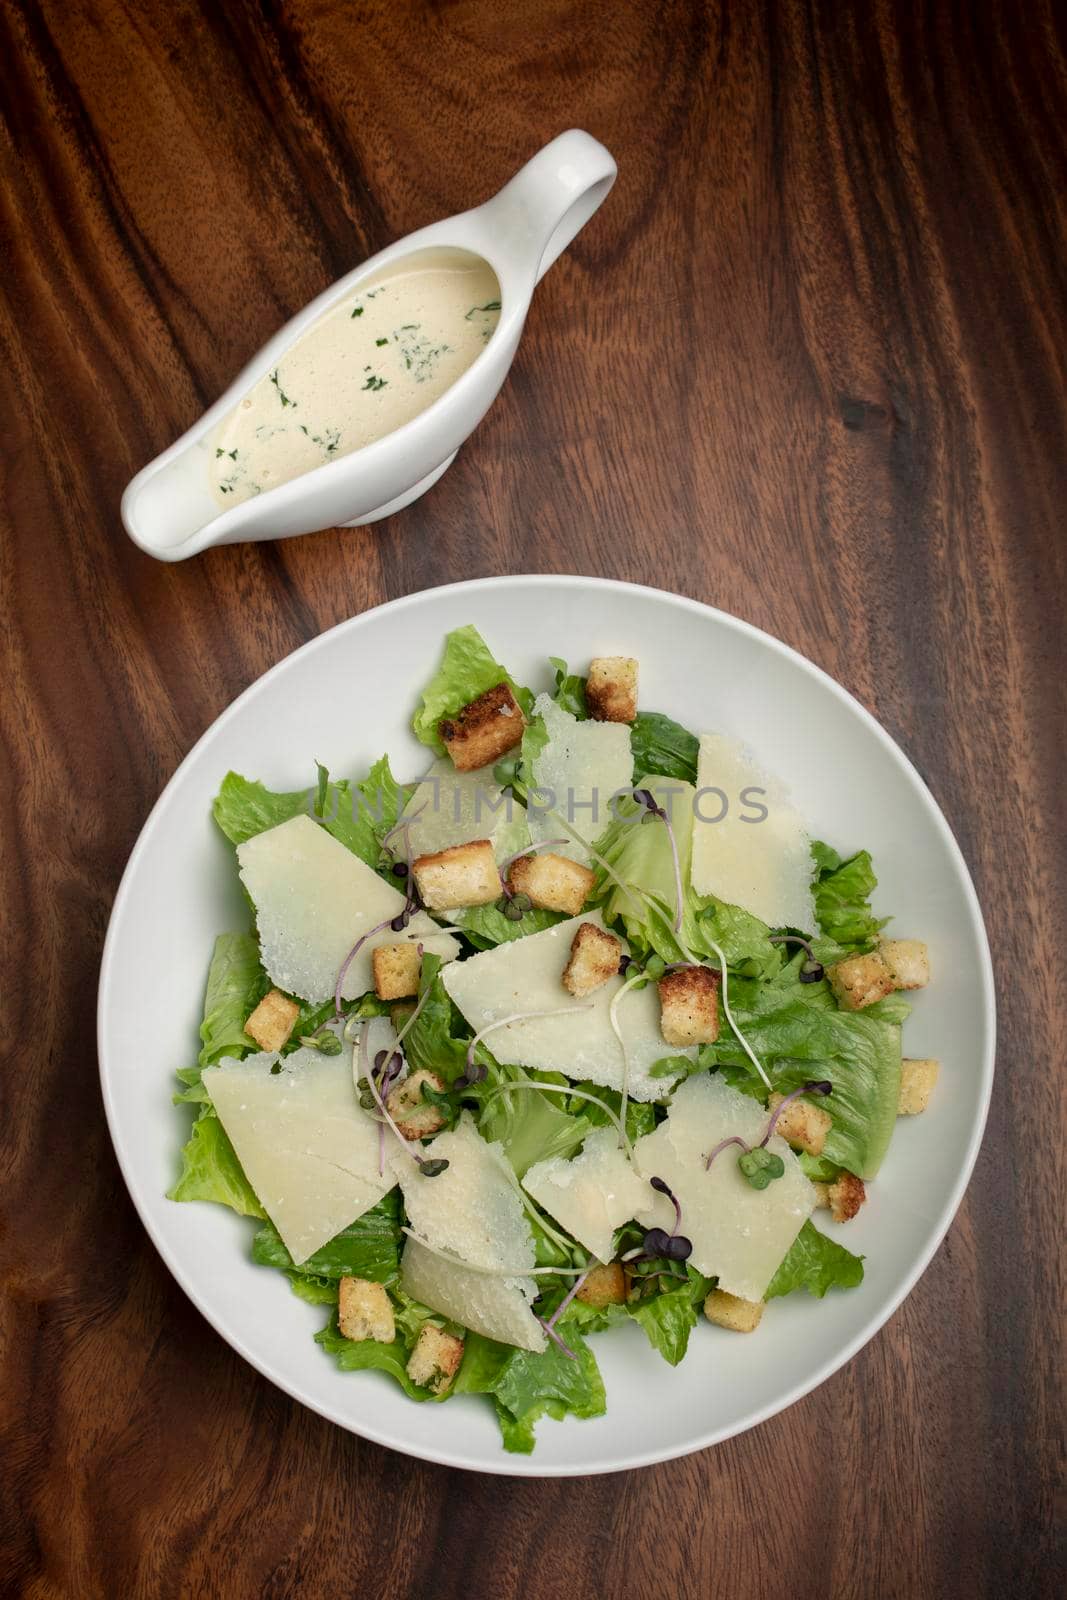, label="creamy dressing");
[210,250,500,506]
